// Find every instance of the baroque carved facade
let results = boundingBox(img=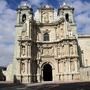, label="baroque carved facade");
[6,3,90,83]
